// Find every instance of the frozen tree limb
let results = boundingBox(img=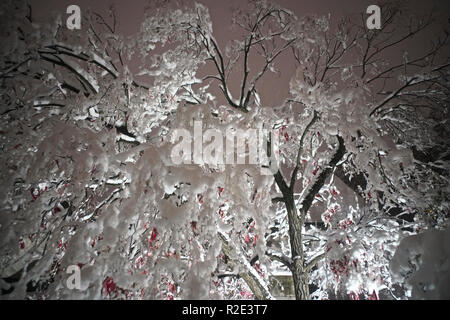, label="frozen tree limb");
[218,232,273,300]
